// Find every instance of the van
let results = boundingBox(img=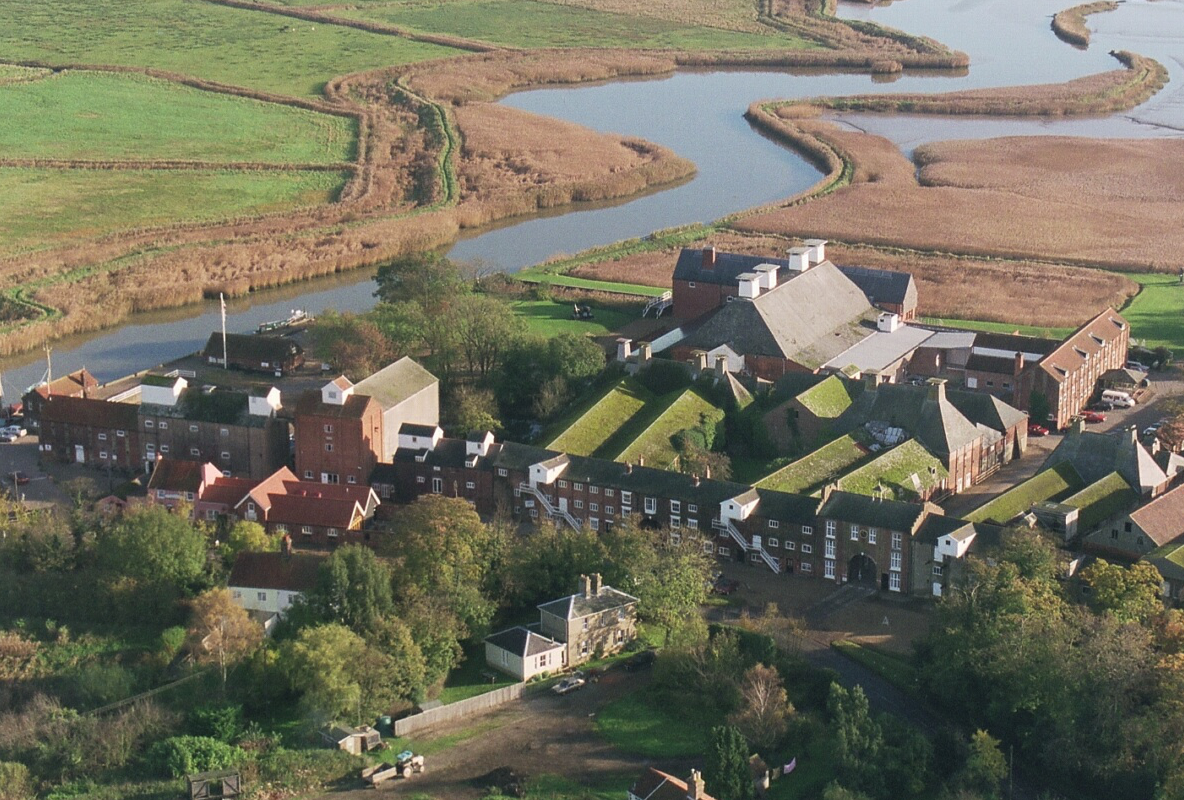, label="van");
[1126,360,1150,373]
[1101,389,1135,408]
